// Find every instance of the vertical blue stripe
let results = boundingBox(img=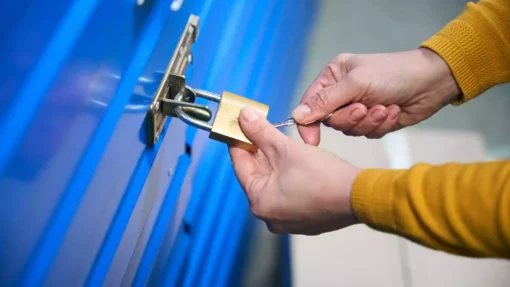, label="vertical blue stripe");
[199,187,248,287]
[132,154,191,286]
[159,229,191,287]
[0,0,100,176]
[181,147,234,287]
